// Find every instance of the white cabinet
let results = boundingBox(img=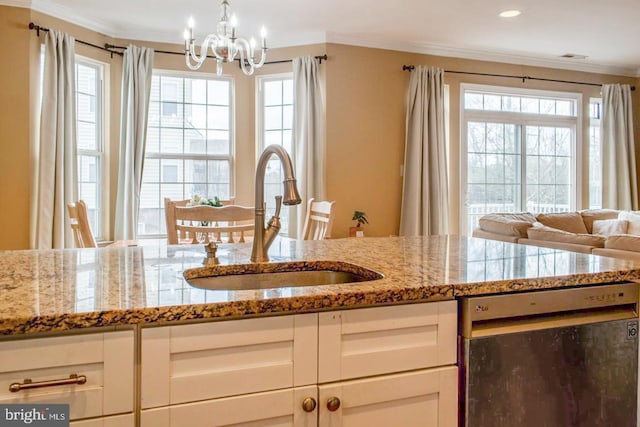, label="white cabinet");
[141,314,317,409]
[316,301,458,427]
[142,386,317,427]
[318,368,458,427]
[0,330,134,422]
[319,301,457,382]
[141,301,458,427]
[70,413,135,427]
